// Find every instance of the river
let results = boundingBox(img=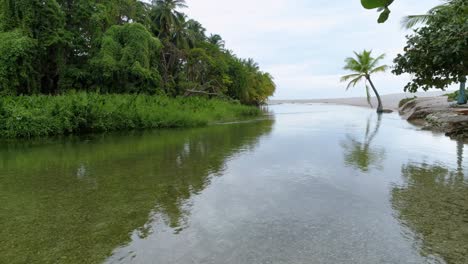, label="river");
[1,104,467,264]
